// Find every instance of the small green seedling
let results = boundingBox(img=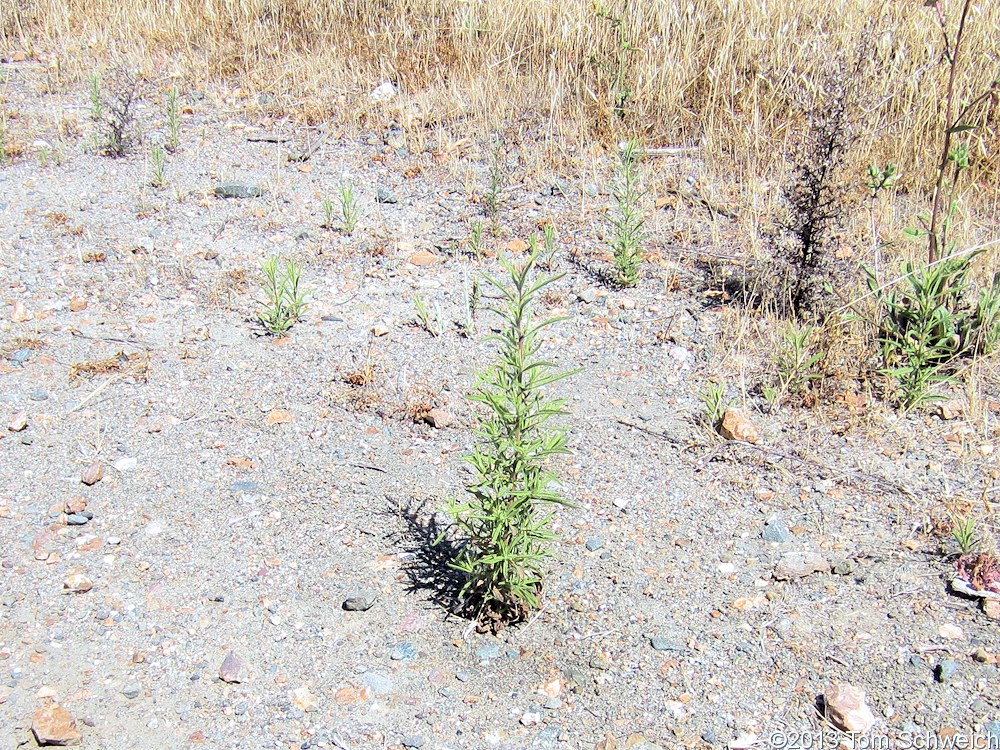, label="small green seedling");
[257,255,310,335]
